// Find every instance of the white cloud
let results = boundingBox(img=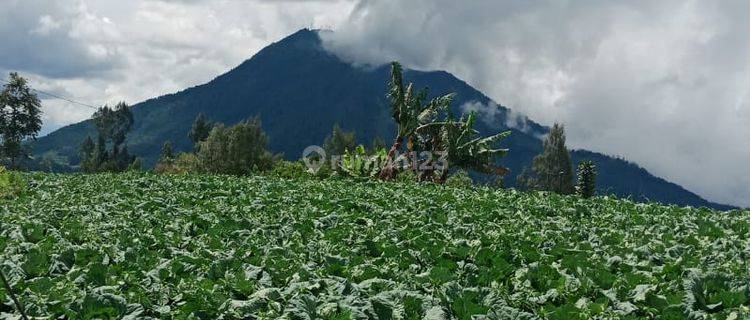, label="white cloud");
[31,15,62,36]
[322,0,750,207]
[0,0,355,132]
[460,100,533,134]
